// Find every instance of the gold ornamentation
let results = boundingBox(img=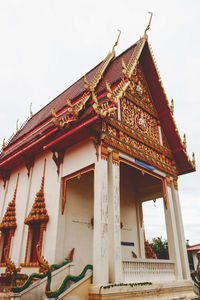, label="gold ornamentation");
[51,31,122,128]
[2,138,6,150]
[144,12,153,37]
[170,99,174,114]
[112,150,119,165]
[166,175,171,187]
[162,180,168,210]
[173,177,178,190]
[92,91,117,117]
[192,152,196,168]
[101,144,108,160]
[4,247,21,274]
[105,37,146,109]
[106,78,130,104]
[0,174,19,231]
[25,159,49,225]
[36,243,50,275]
[103,133,177,176]
[123,38,146,79]
[127,64,157,112]
[51,94,90,129]
[120,98,160,144]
